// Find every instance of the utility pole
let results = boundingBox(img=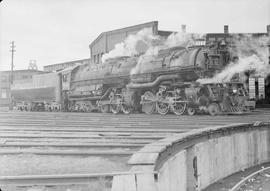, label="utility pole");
[10,41,15,84]
[9,41,15,110]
